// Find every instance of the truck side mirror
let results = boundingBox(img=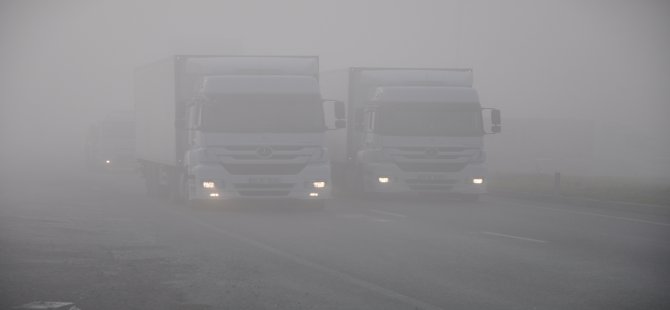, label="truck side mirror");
[323,100,347,130]
[491,109,501,133]
[482,108,502,134]
[492,109,501,126]
[491,125,501,133]
[333,101,345,120]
